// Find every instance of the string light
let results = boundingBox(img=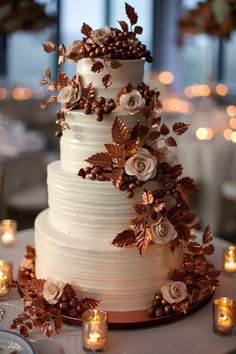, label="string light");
[215,84,228,96]
[223,128,233,141]
[196,127,208,140]
[229,118,236,129]
[158,71,174,85]
[226,105,236,117]
[12,87,32,101]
